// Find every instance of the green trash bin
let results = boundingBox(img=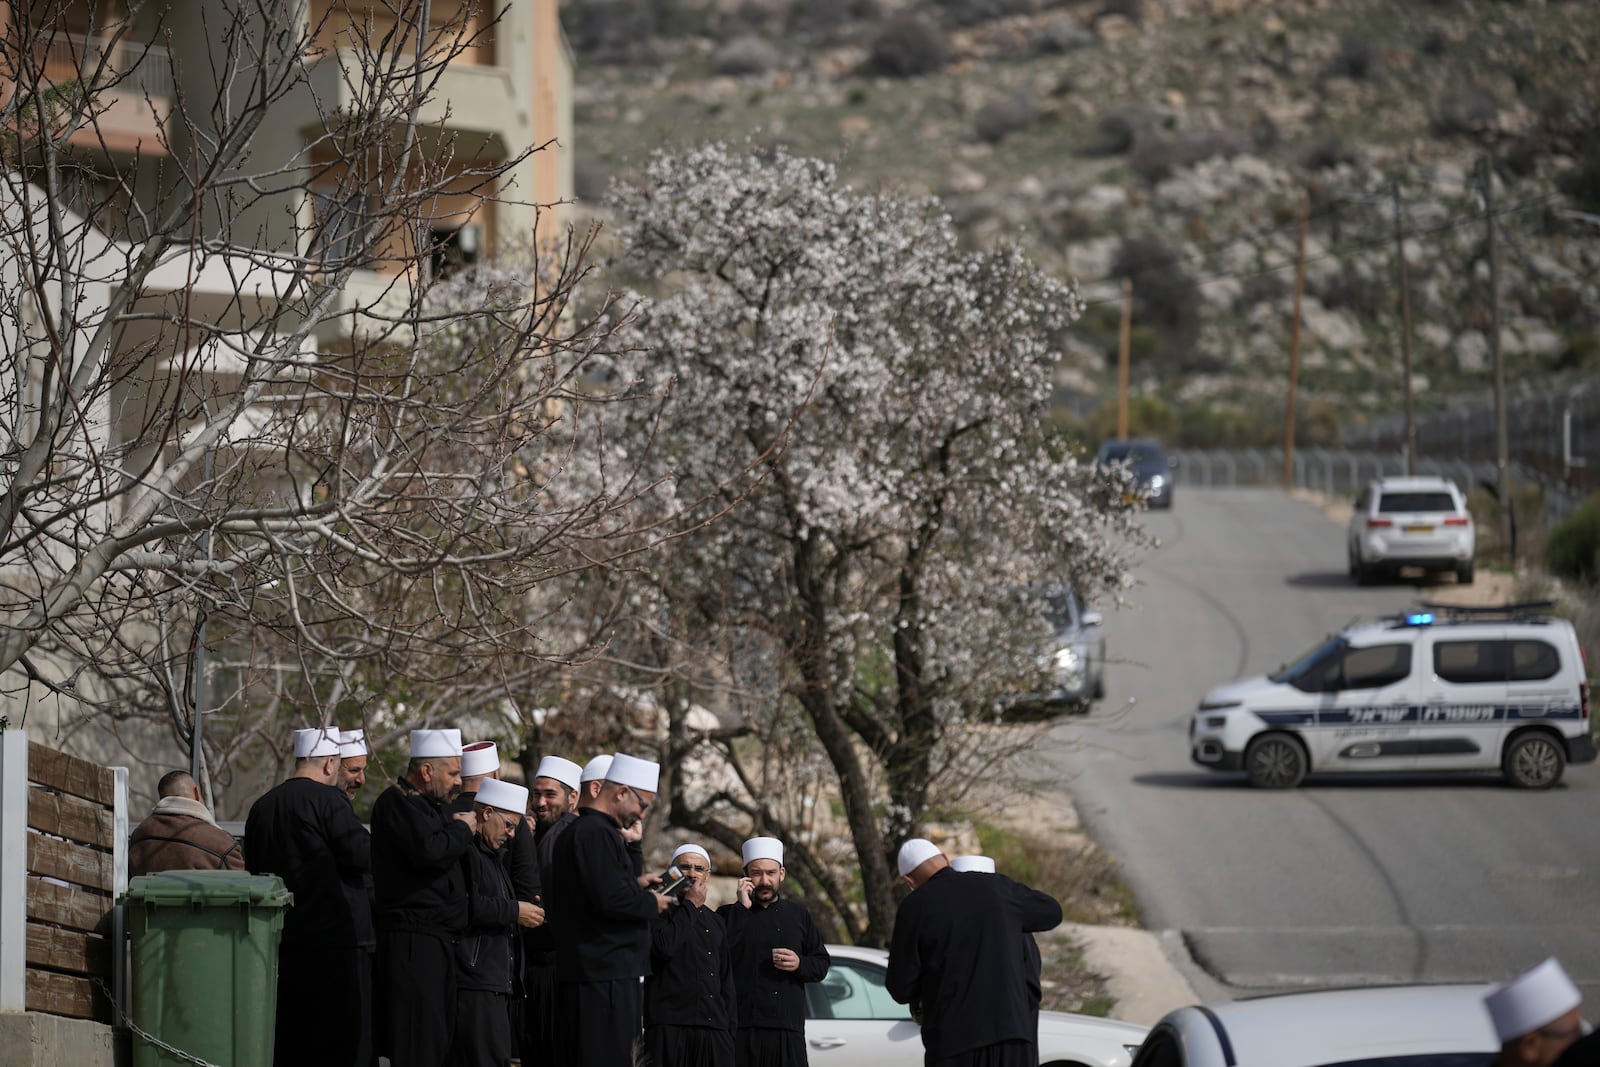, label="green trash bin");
[121,870,293,1067]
